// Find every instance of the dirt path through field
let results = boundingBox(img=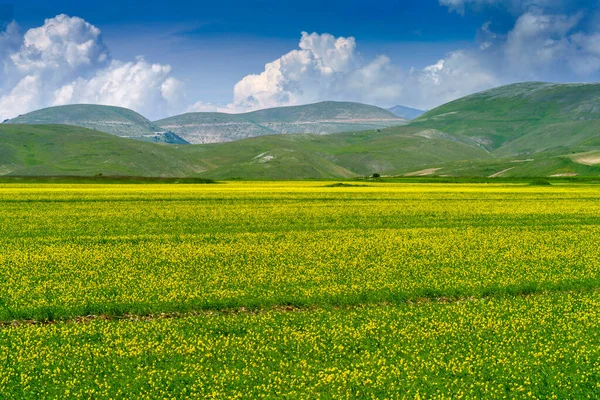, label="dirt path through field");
[488,167,514,178]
